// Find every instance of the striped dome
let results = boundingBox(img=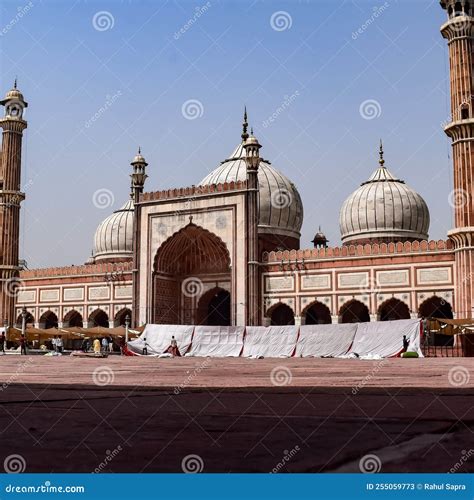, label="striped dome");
[200,142,303,240]
[339,151,429,244]
[93,199,134,262]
